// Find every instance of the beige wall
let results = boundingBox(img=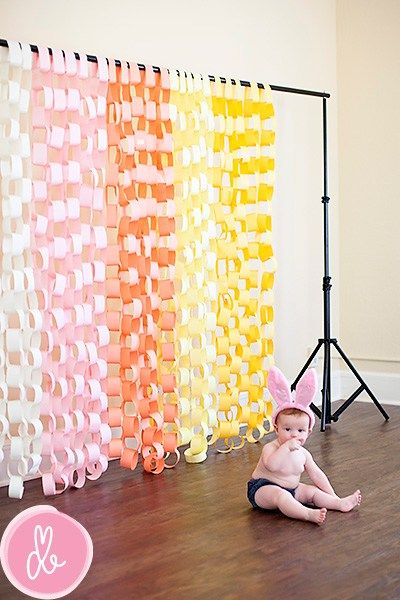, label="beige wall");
[337,0,400,377]
[0,0,339,381]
